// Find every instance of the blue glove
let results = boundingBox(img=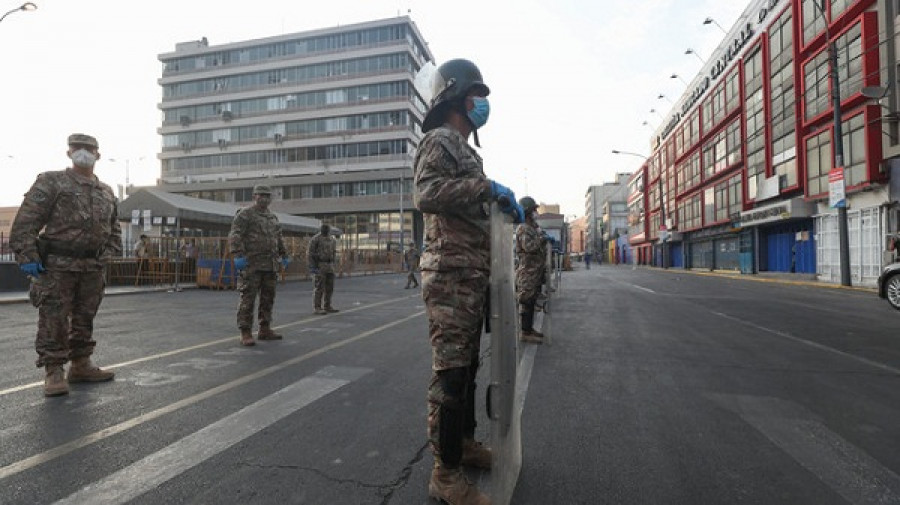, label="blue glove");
[233,257,248,271]
[540,231,551,243]
[490,180,516,207]
[509,202,525,224]
[309,266,319,275]
[281,257,291,269]
[20,262,45,277]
